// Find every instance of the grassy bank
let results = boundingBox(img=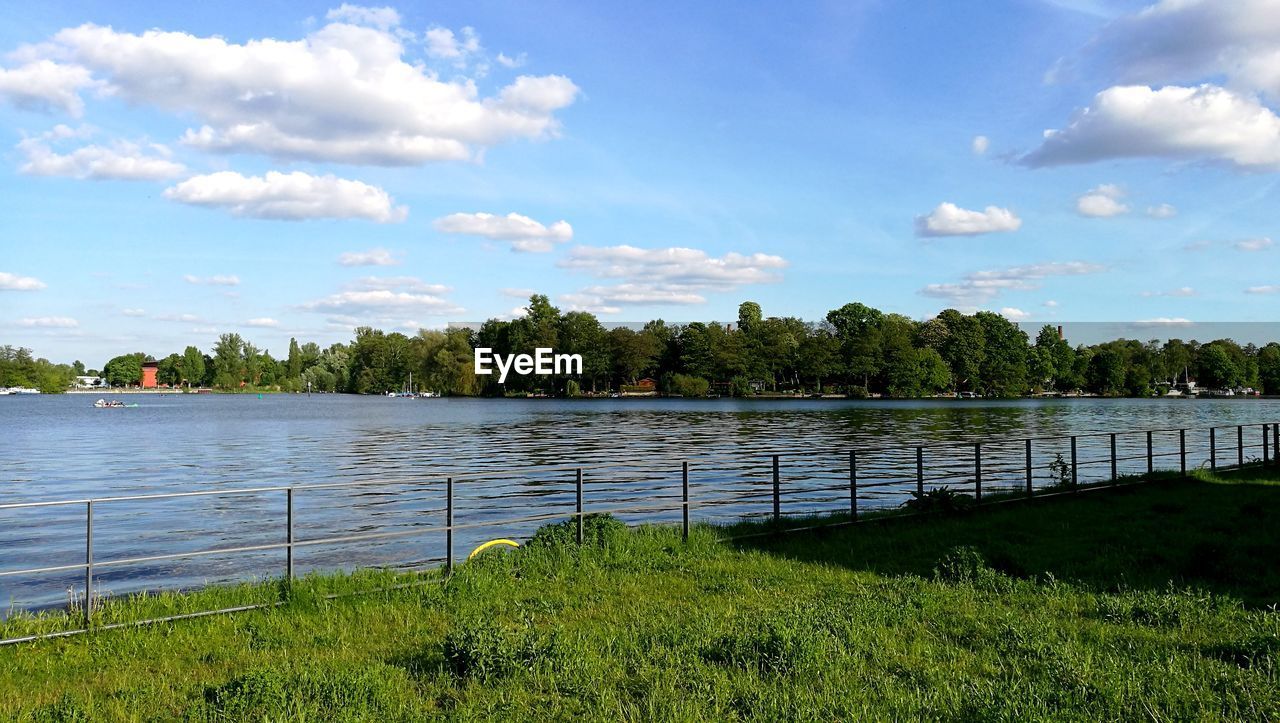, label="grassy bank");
[2,470,1279,720]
